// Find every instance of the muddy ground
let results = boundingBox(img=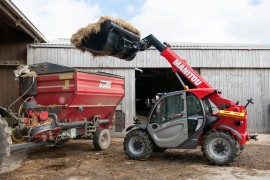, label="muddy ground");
[0,134,270,180]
